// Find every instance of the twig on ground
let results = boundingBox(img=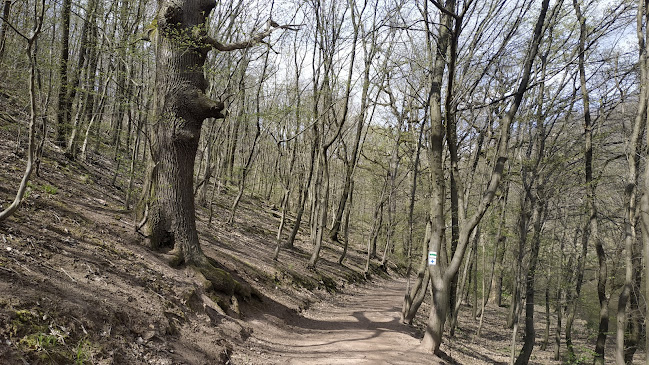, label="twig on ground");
[60,267,77,282]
